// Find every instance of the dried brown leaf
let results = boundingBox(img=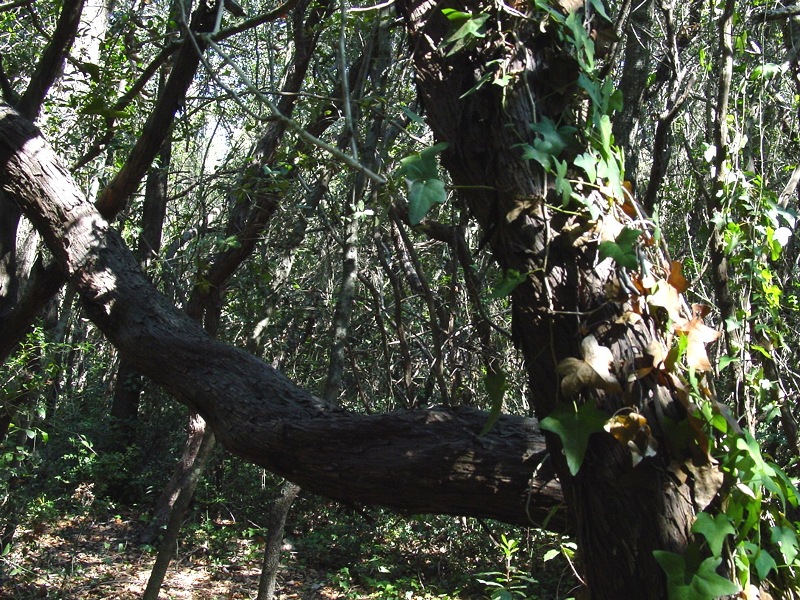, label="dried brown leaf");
[556,335,622,396]
[647,279,683,322]
[667,260,689,293]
